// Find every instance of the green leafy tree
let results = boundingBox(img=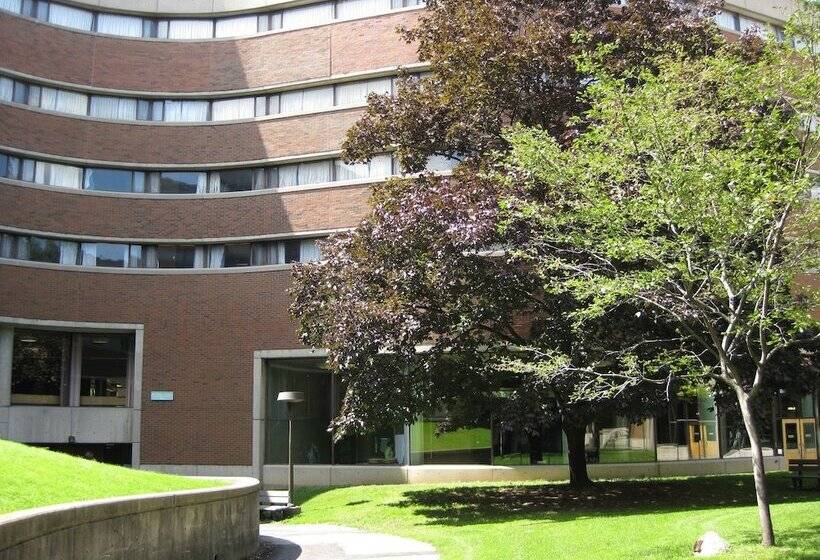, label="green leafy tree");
[501,25,819,544]
[292,0,722,486]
